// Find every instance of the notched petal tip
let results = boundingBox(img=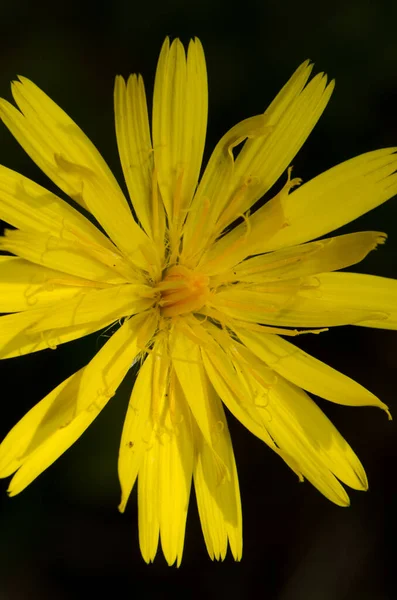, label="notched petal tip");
[376,232,387,246]
[114,73,125,85]
[357,469,368,492]
[7,484,16,498]
[383,405,392,421]
[327,77,336,93]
